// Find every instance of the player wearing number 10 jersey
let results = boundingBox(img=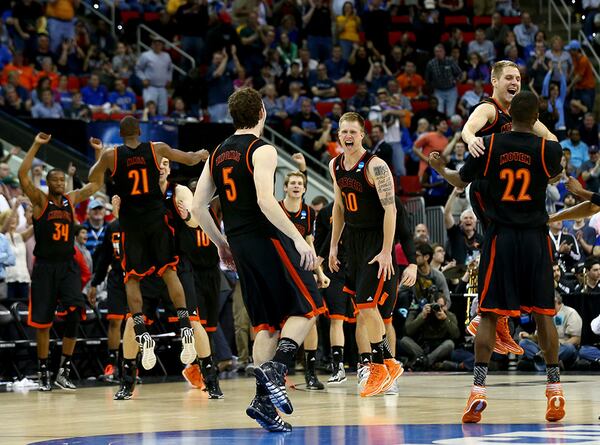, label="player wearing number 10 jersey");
[89,117,207,397]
